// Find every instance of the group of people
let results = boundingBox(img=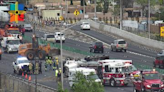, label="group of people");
[29,61,42,75]
[44,56,61,82]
